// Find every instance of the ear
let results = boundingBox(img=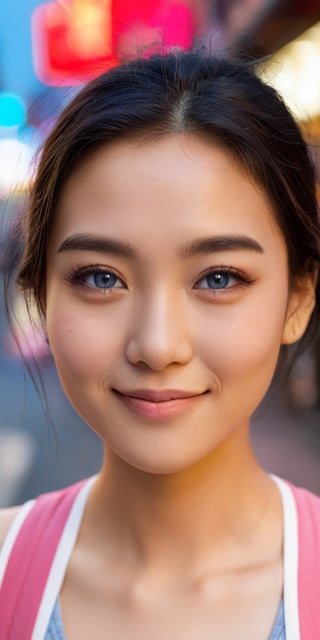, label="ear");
[282,274,316,345]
